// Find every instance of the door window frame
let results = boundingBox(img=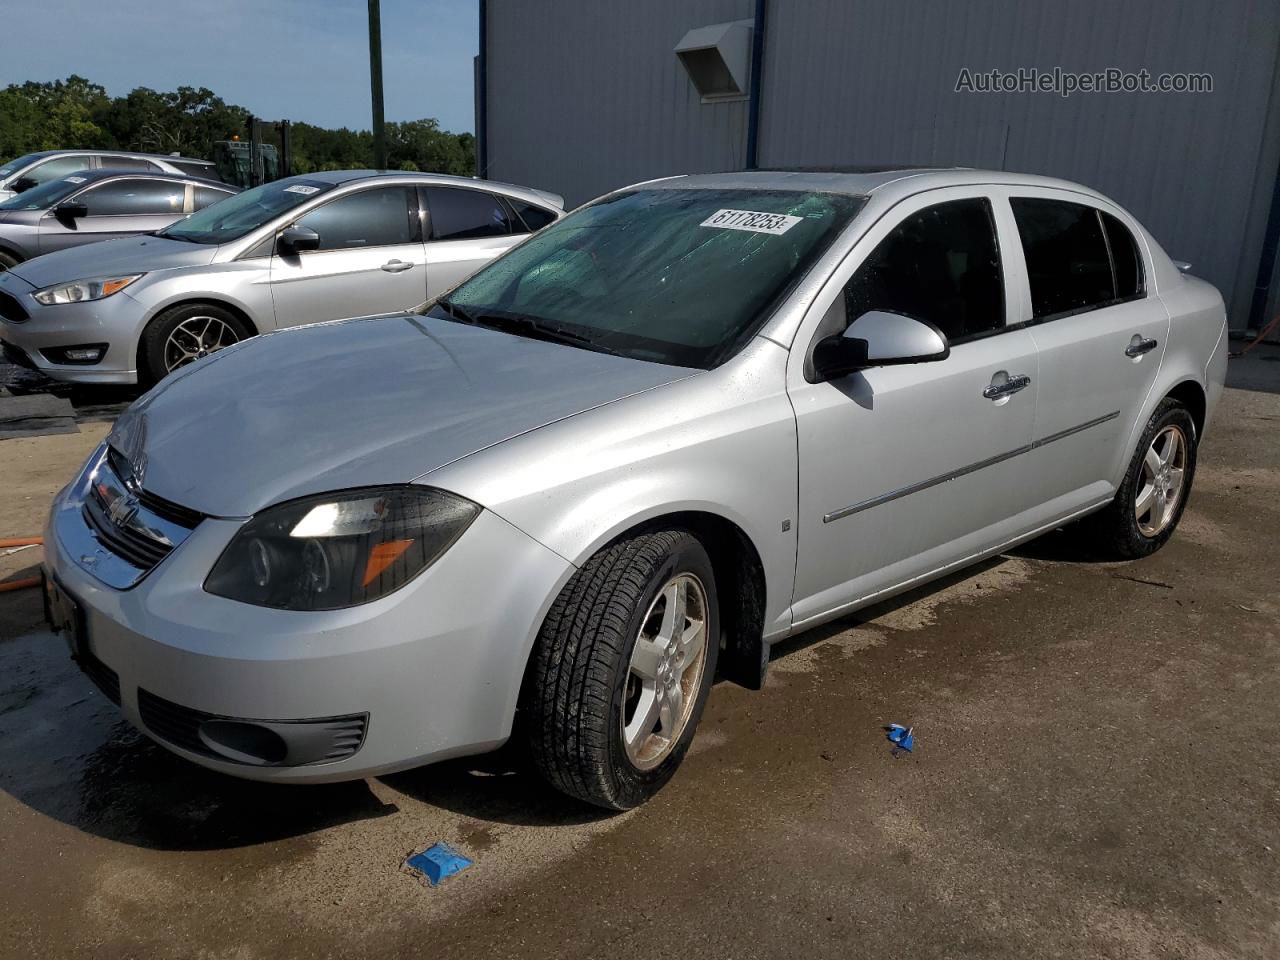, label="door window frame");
[420,184,515,242]
[280,183,423,254]
[41,176,191,220]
